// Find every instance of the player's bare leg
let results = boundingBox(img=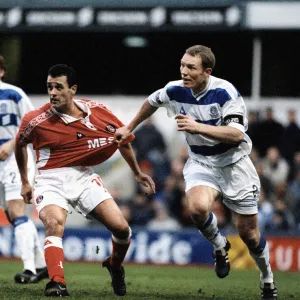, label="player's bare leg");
[39,204,69,297]
[90,199,131,296]
[186,186,230,278]
[233,213,277,300]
